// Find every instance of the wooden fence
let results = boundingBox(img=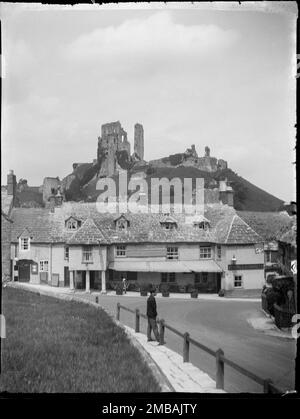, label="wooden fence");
[116,302,282,394]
